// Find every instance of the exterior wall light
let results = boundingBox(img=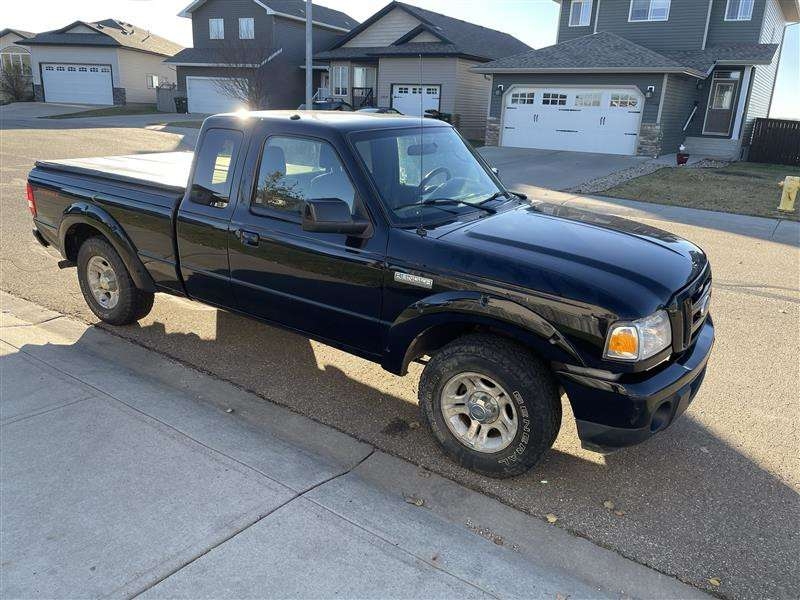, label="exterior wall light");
[495,84,504,96]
